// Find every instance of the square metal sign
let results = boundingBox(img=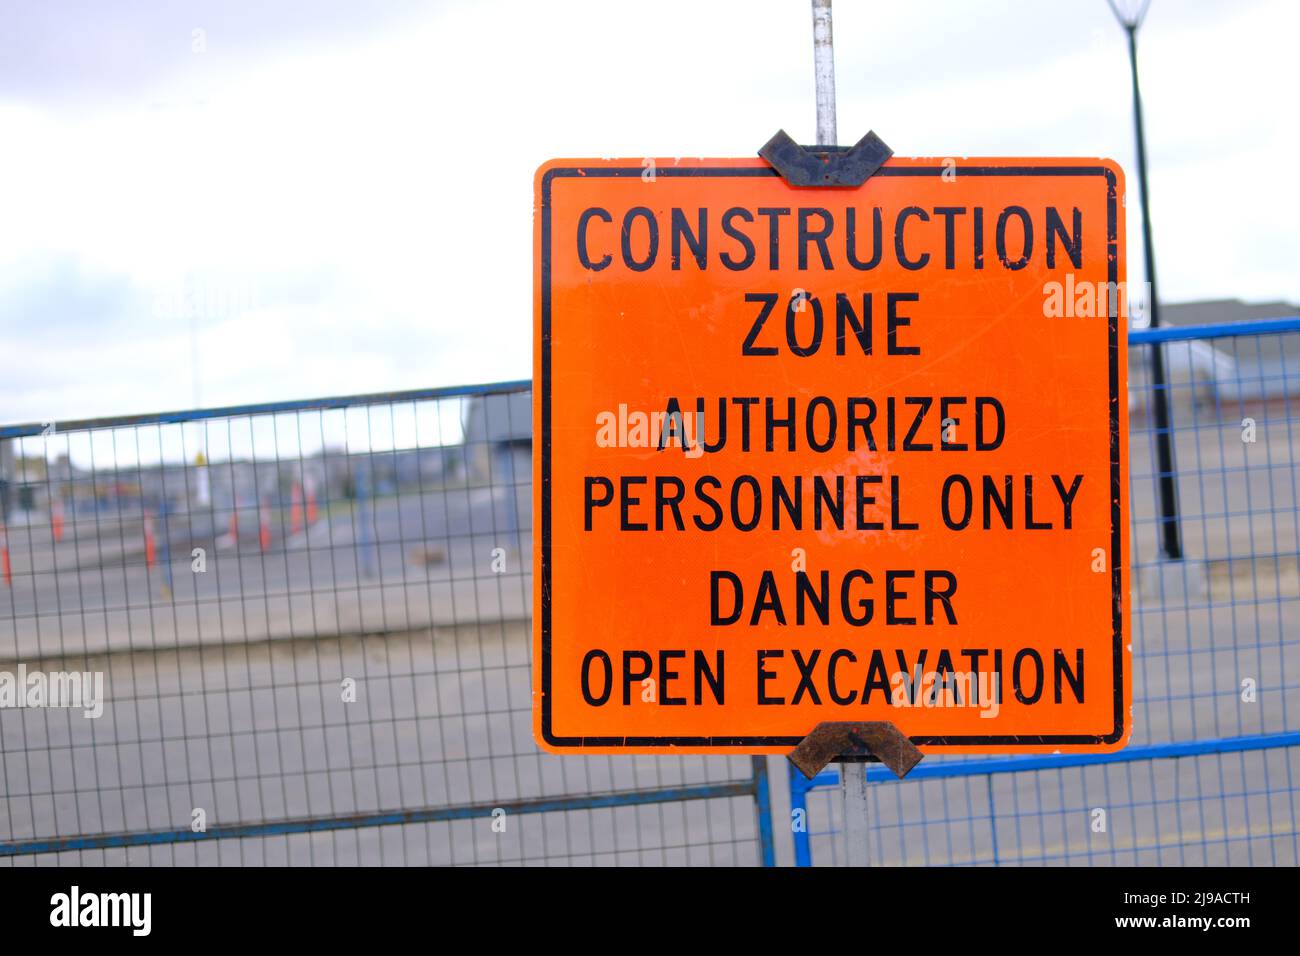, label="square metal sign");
[534,156,1129,754]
